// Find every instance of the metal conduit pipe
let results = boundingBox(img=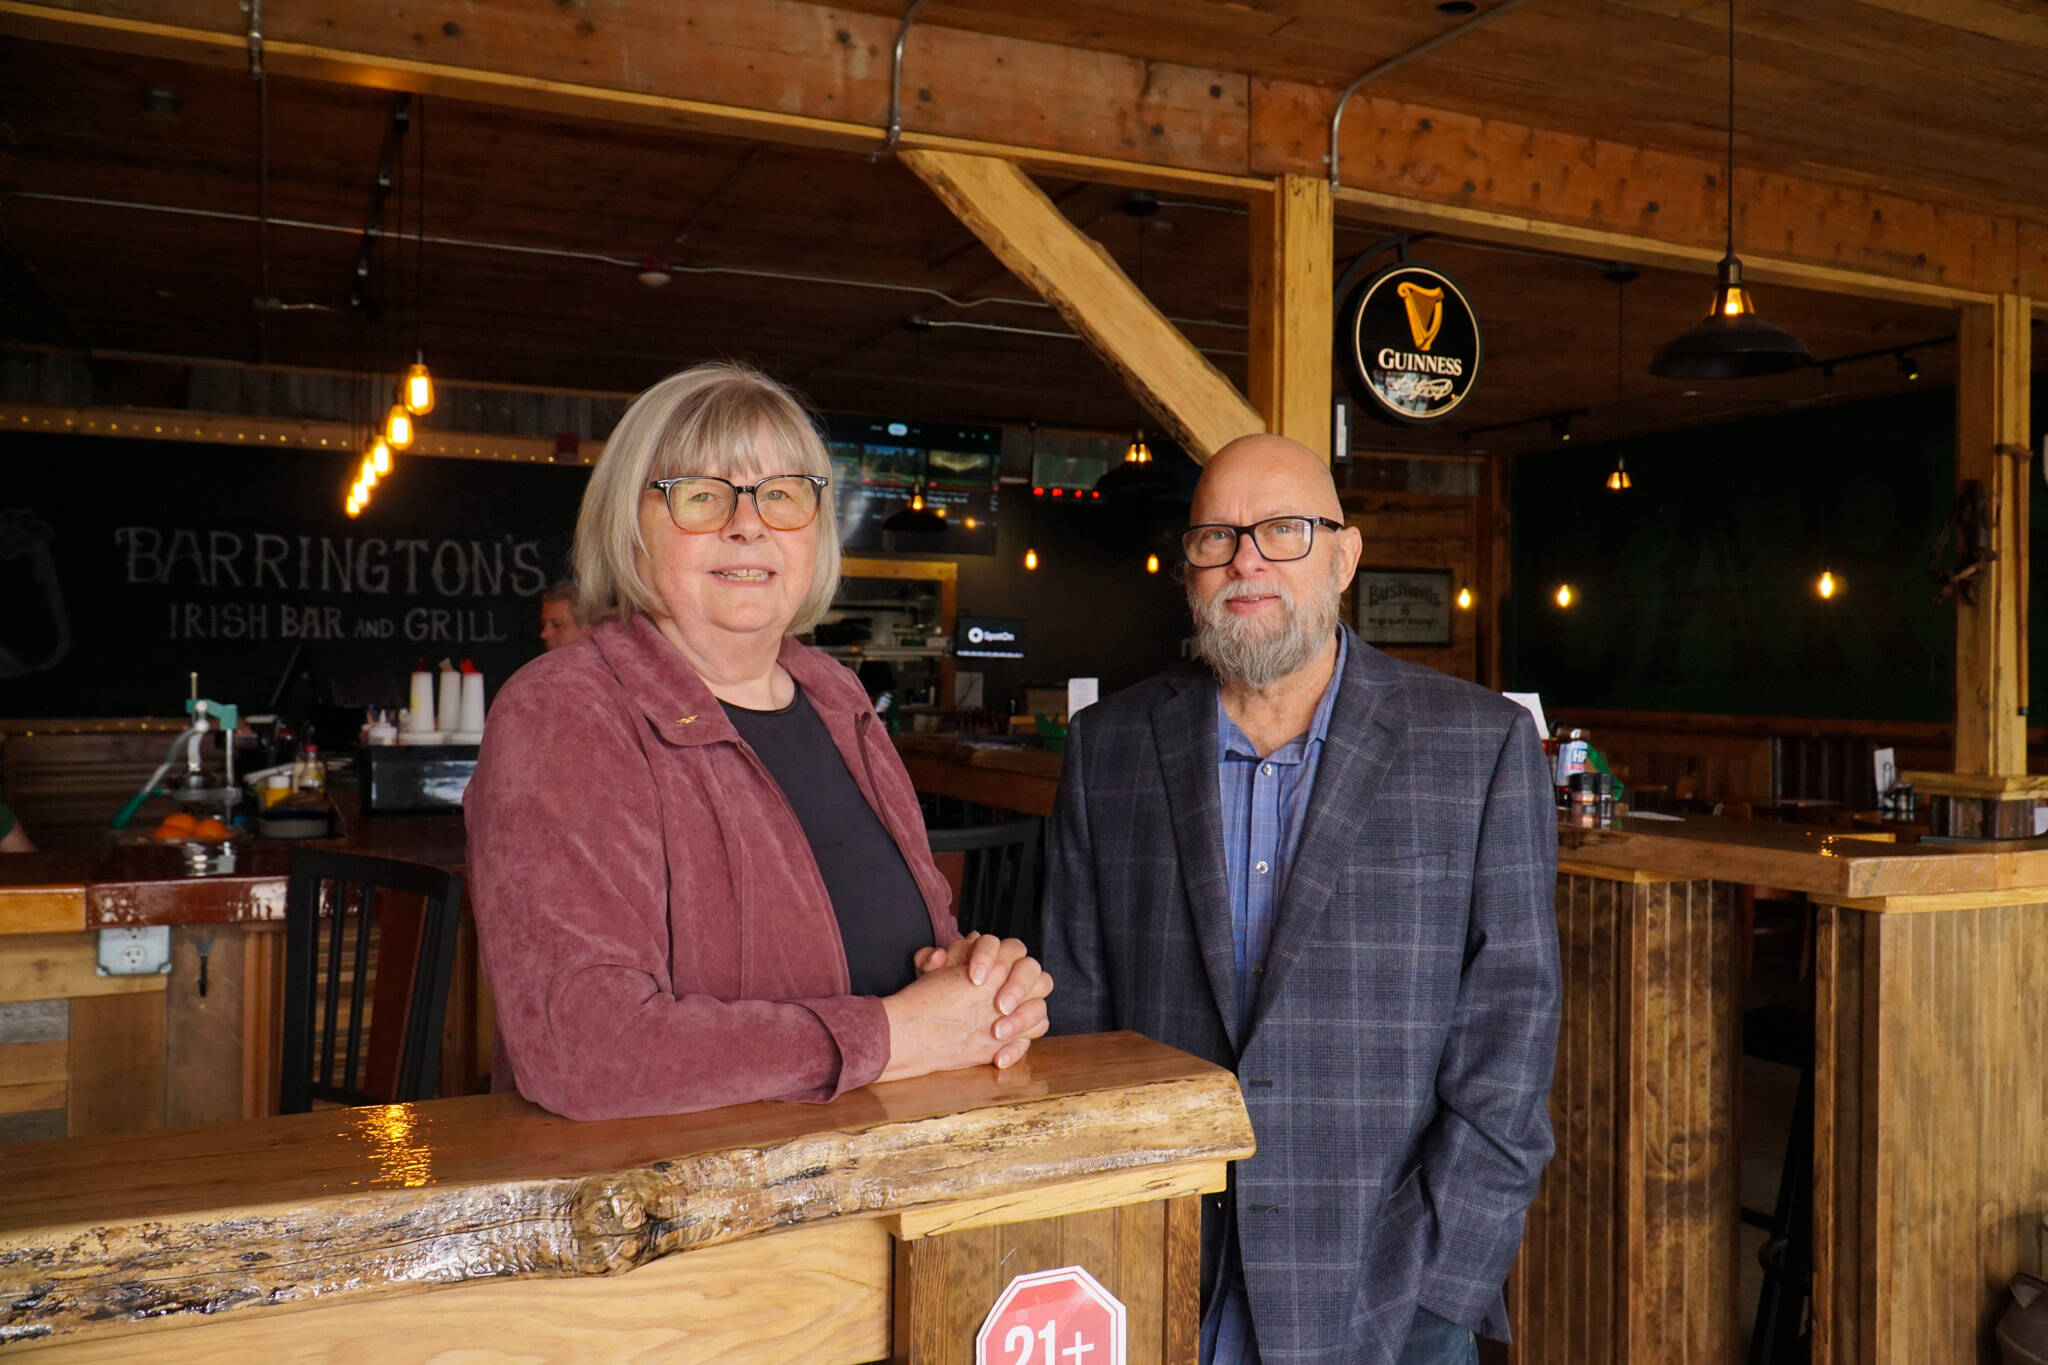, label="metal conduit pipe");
[1328,0,1530,190]
[4,190,1247,334]
[875,0,932,158]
